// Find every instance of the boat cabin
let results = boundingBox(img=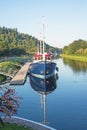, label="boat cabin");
[33,53,51,62]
